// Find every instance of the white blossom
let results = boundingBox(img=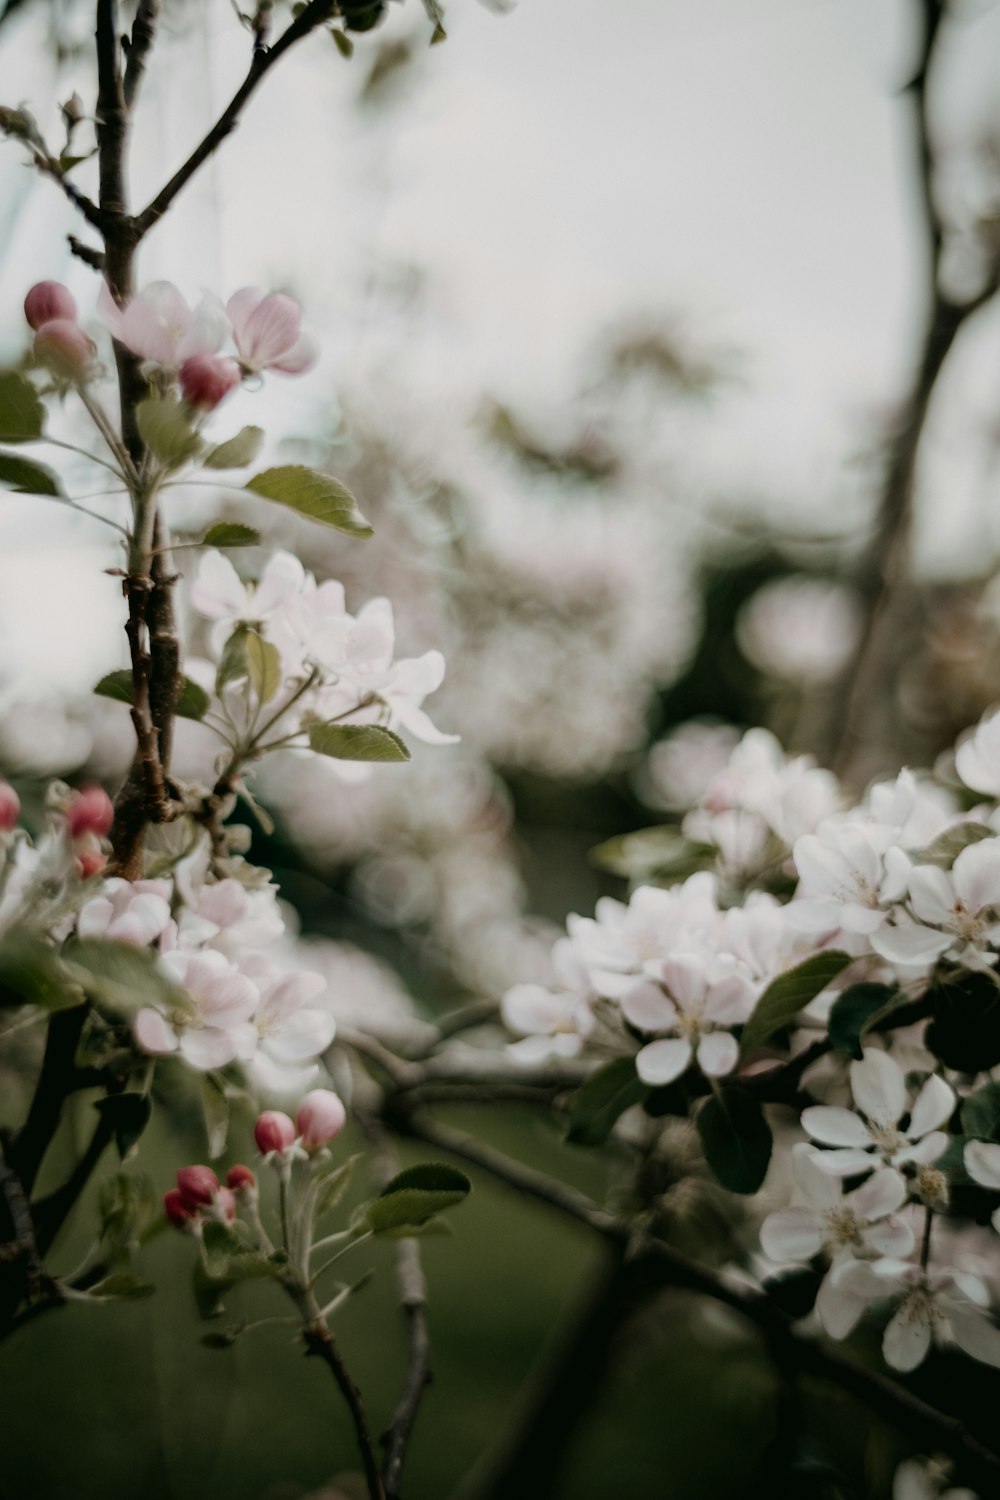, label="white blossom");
[801,1049,955,1177]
